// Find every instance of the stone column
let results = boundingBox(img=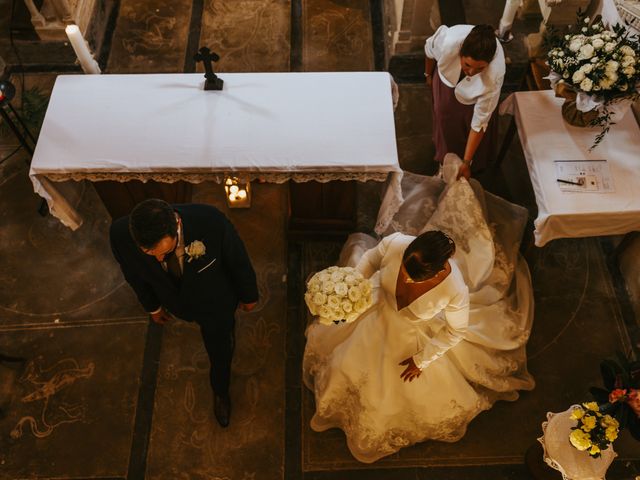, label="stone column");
[23,0,96,41]
[387,0,439,56]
